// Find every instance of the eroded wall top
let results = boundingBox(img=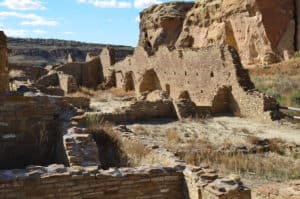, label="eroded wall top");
[0,31,9,92]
